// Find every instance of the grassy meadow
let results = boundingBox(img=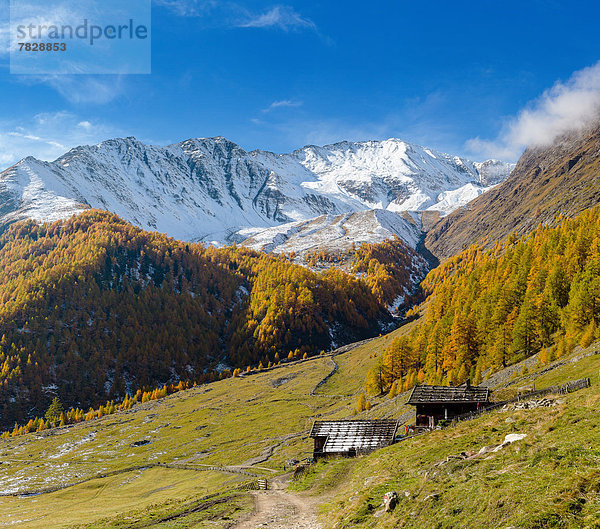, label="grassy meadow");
[0,330,411,528]
[1,319,599,528]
